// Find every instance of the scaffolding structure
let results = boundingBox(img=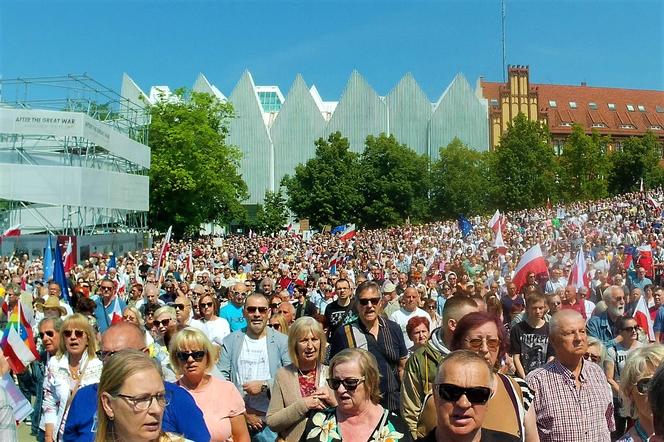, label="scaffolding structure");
[0,74,151,236]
